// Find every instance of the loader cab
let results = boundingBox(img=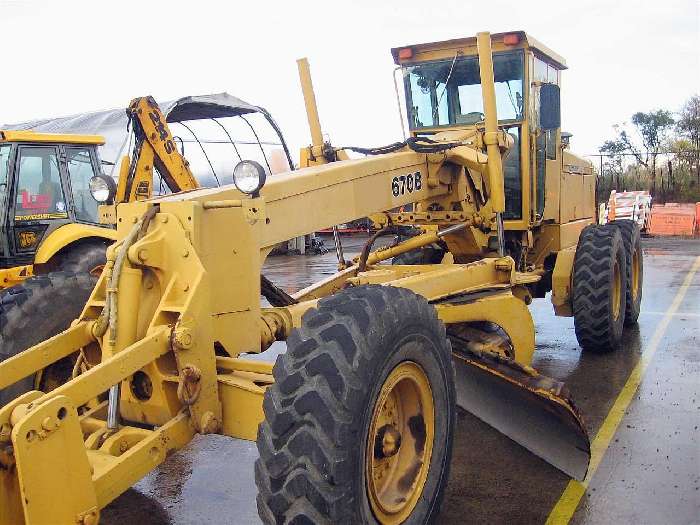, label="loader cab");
[392,31,570,229]
[0,131,105,269]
